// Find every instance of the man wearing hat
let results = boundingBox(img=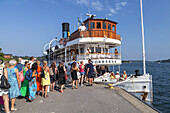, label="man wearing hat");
[115,71,120,80]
